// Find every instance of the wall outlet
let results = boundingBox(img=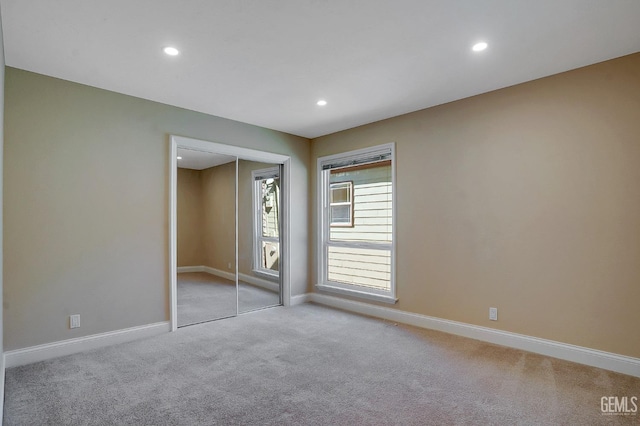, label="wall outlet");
[70,314,81,329]
[228,262,232,270]
[489,307,498,321]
